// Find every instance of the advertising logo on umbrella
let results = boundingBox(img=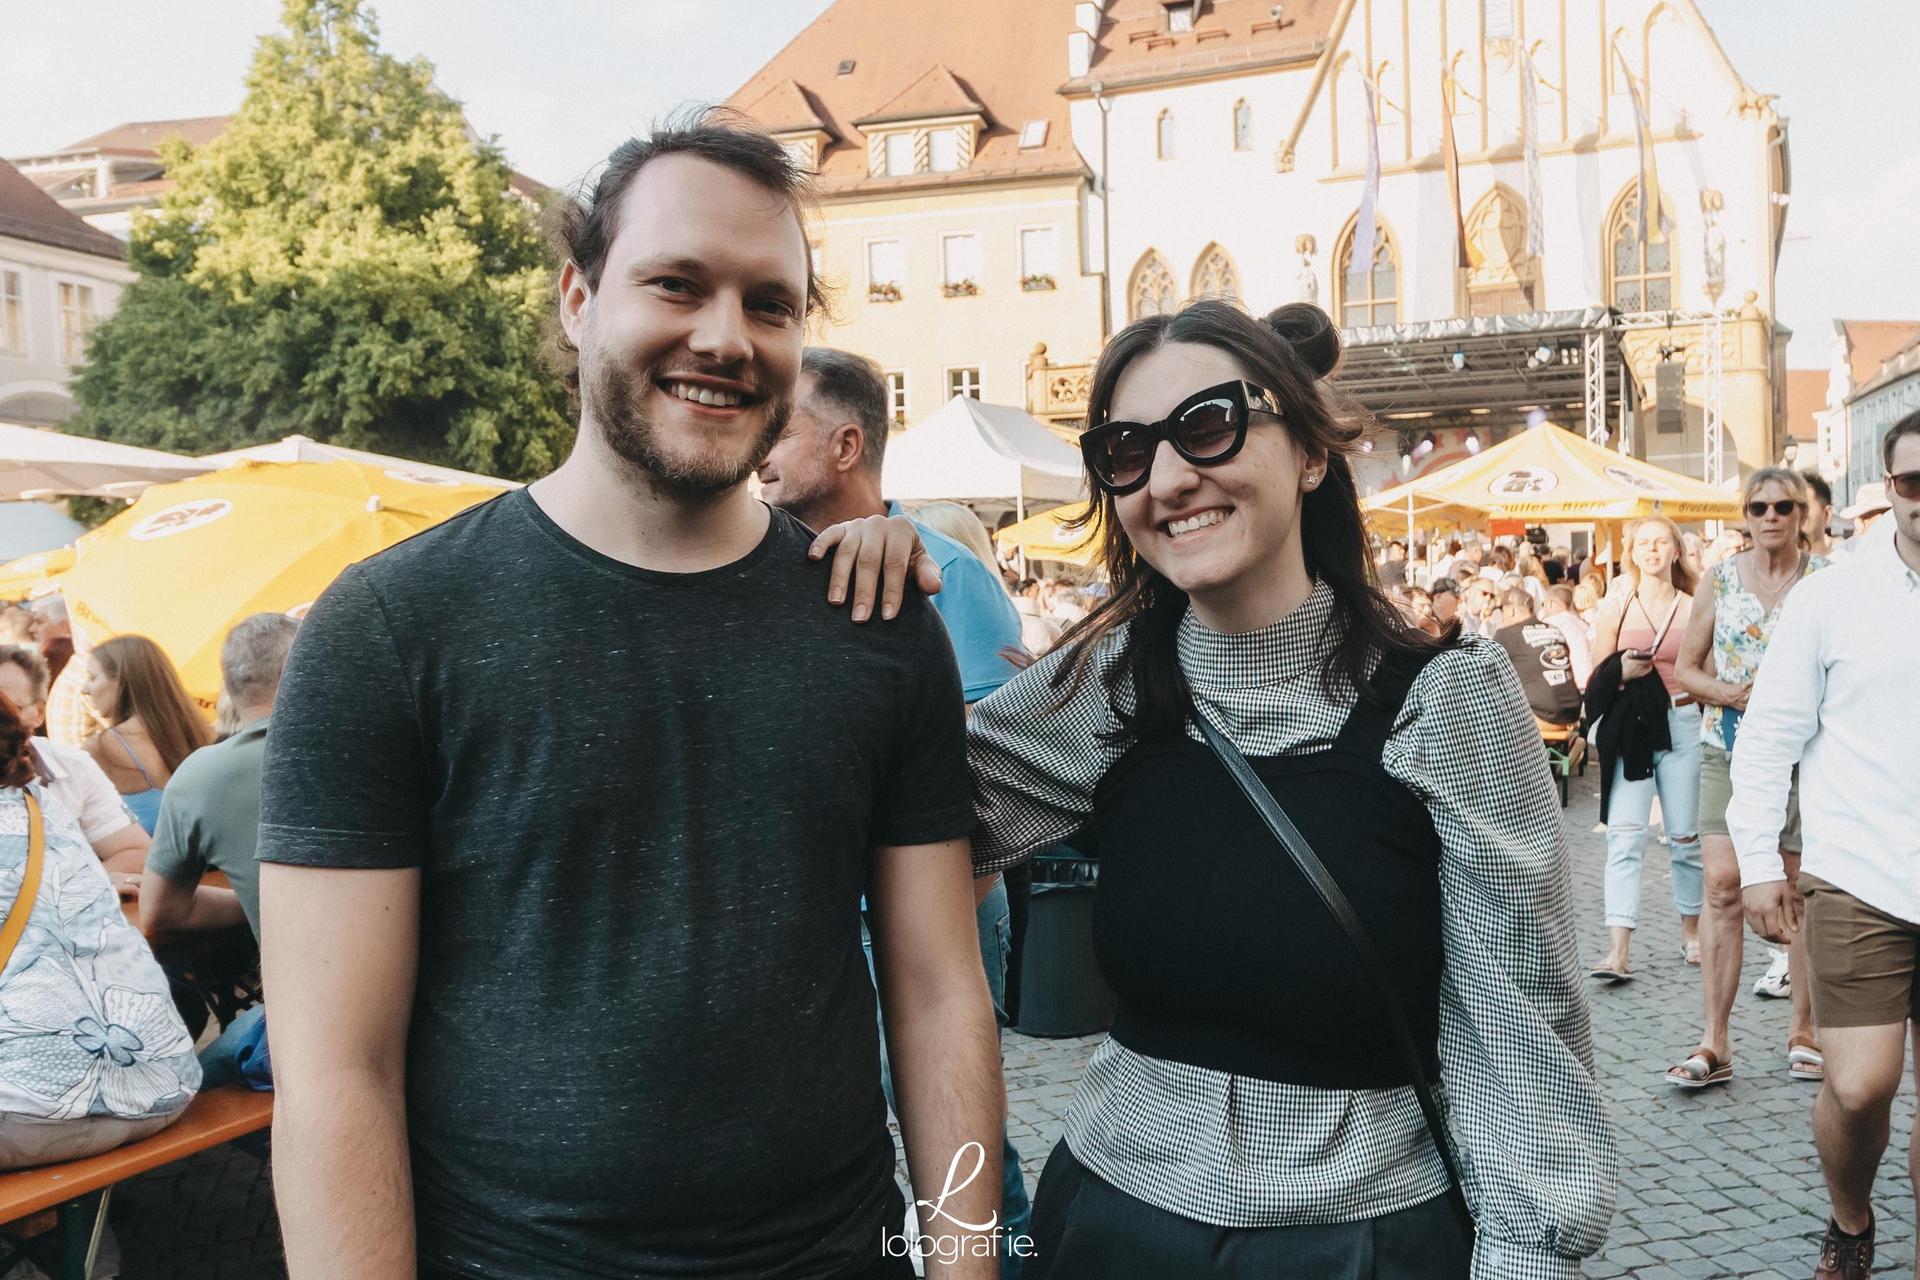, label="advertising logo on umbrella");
[384,468,462,487]
[129,499,234,541]
[1489,466,1558,496]
[1603,465,1676,495]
